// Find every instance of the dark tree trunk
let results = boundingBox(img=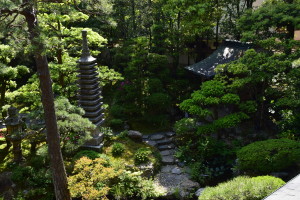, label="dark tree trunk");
[22,1,71,199]
[0,80,6,112]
